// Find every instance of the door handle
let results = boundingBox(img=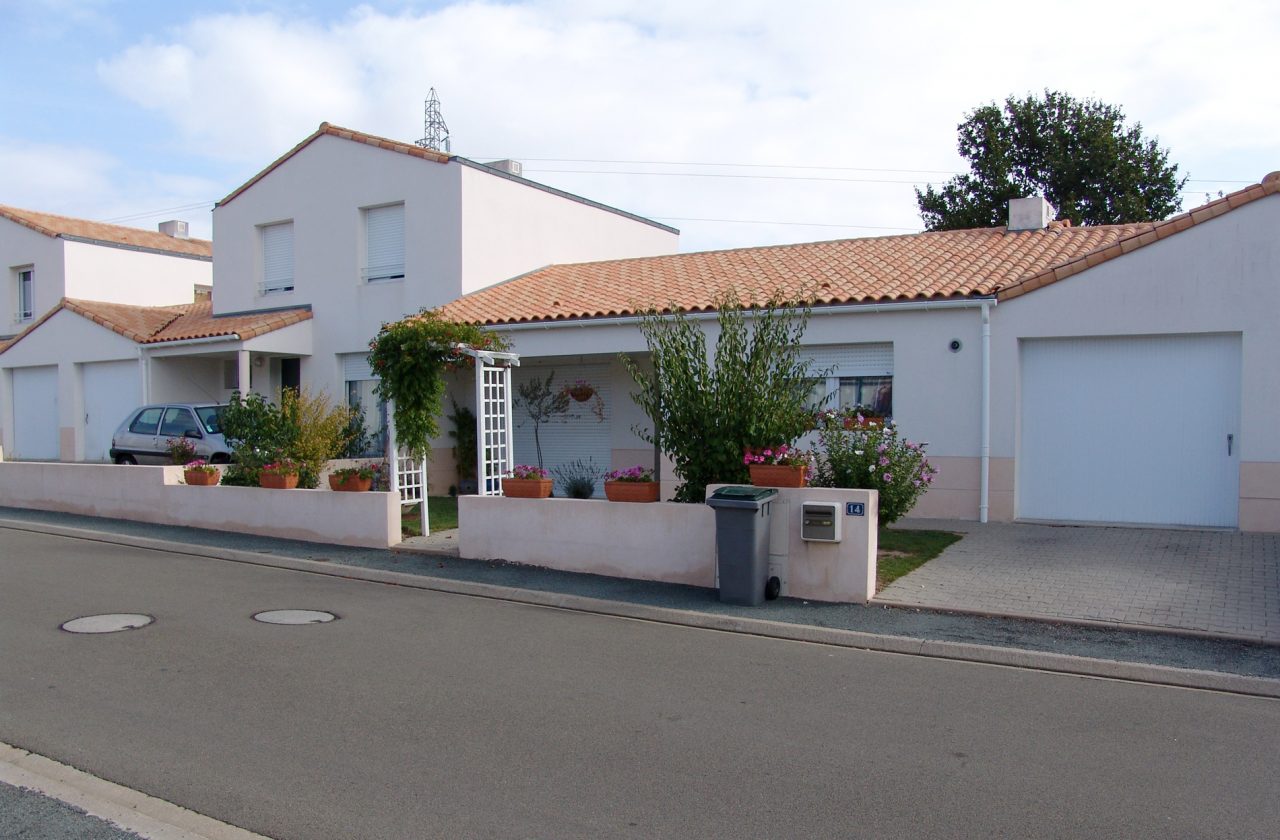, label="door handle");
[1228,434,1234,456]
